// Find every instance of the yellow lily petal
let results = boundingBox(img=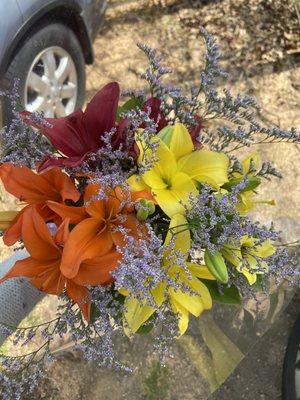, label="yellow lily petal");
[240,235,256,247]
[127,174,150,192]
[221,245,242,268]
[118,288,129,296]
[241,151,261,174]
[178,149,229,188]
[237,192,255,215]
[187,263,216,280]
[142,139,177,189]
[239,268,257,285]
[0,210,19,230]
[135,129,147,164]
[123,296,155,335]
[153,172,198,217]
[169,277,211,318]
[238,192,275,215]
[157,125,174,146]
[241,236,275,258]
[151,282,166,306]
[170,297,189,336]
[165,214,190,255]
[256,240,276,258]
[186,277,213,310]
[169,123,194,160]
[143,169,167,190]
